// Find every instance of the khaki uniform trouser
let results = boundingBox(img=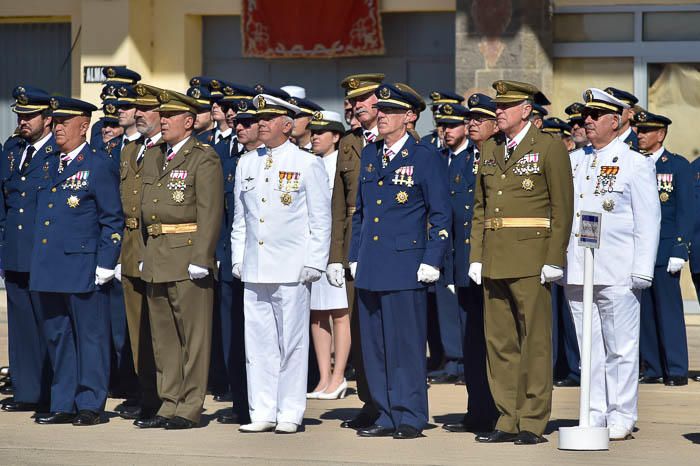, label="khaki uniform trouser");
[146,276,214,423]
[483,276,552,436]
